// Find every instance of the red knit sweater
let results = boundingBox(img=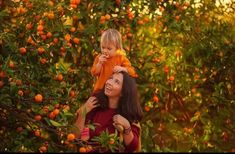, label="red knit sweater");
[85,108,140,152]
